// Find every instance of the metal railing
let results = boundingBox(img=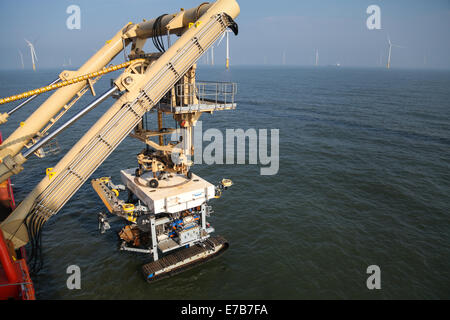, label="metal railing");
[171,81,237,108]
